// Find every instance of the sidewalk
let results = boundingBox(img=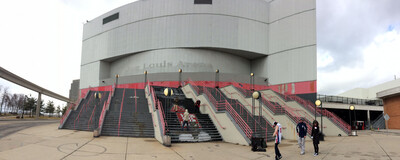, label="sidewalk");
[0,123,399,160]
